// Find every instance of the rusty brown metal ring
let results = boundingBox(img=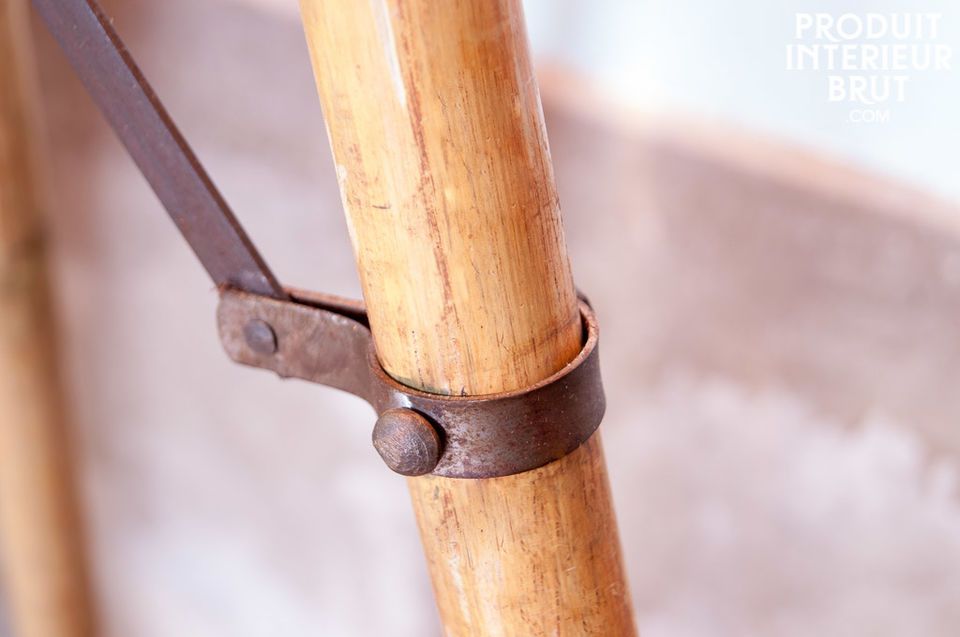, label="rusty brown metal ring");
[217,290,605,479]
[366,300,604,478]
